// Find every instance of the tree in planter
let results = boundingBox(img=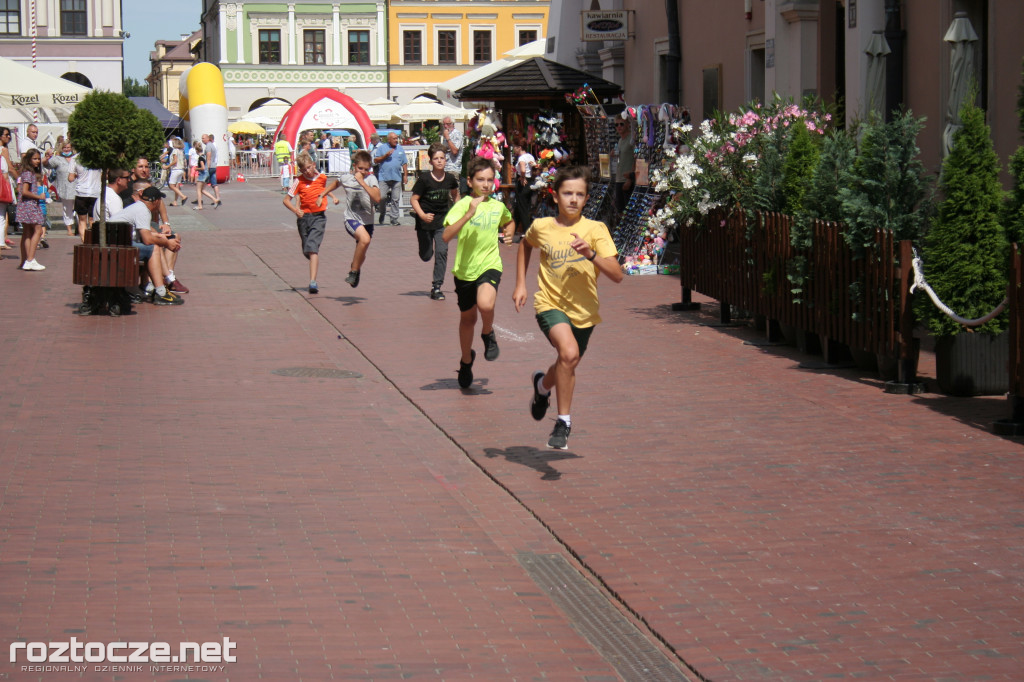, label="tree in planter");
[67,91,163,246]
[839,112,932,256]
[788,128,855,301]
[917,99,1008,338]
[1003,57,1024,247]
